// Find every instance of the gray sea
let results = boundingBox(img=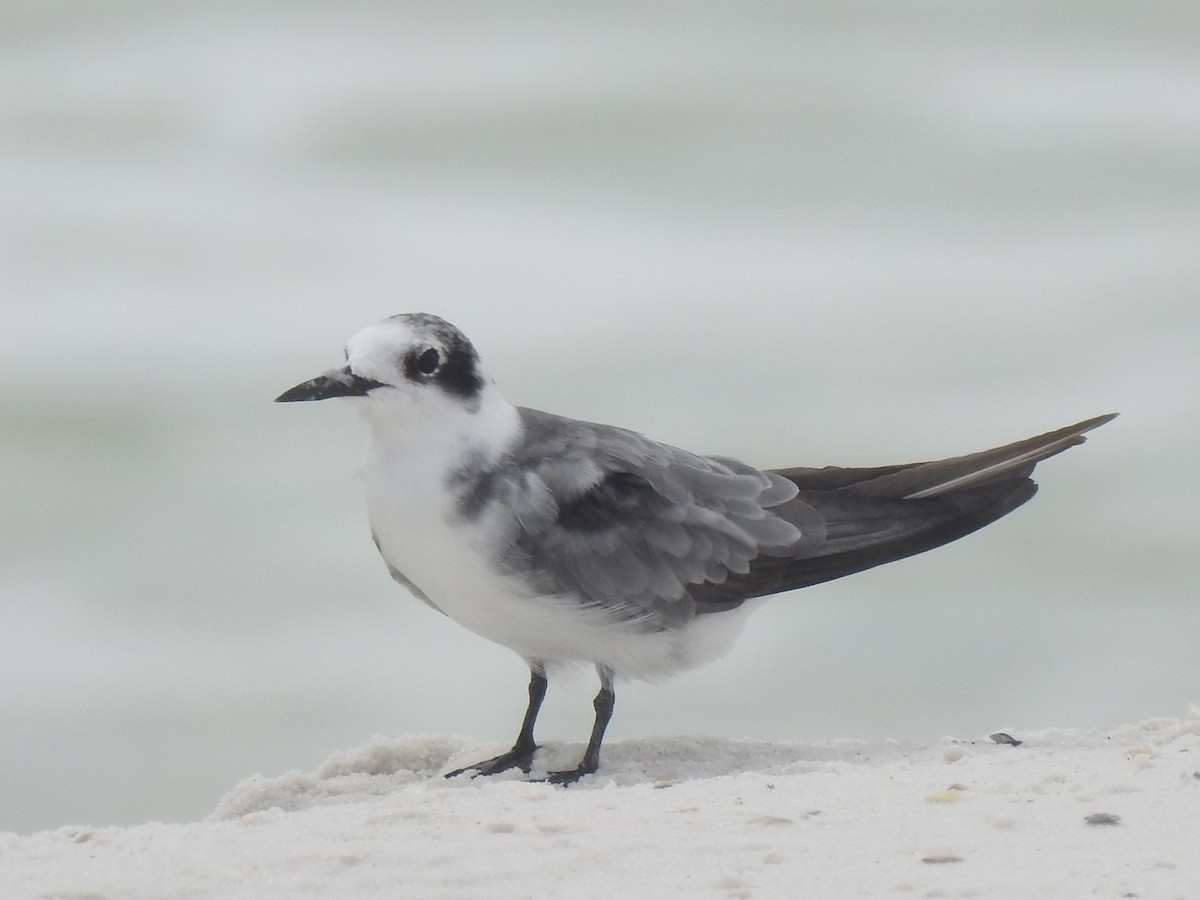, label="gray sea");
[2,0,1197,834]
